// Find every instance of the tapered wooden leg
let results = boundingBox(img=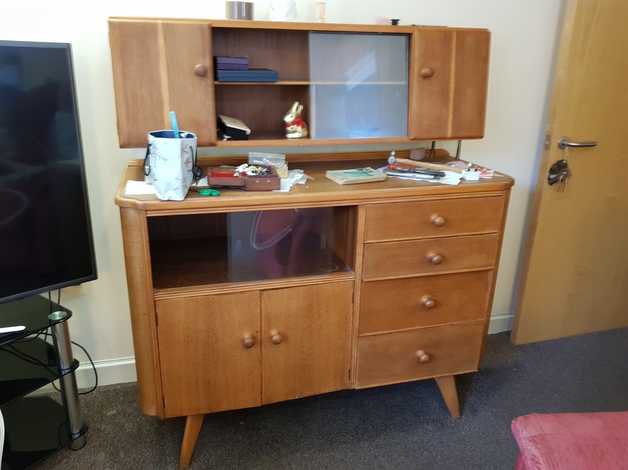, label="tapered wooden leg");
[435,375,461,418]
[179,414,205,469]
